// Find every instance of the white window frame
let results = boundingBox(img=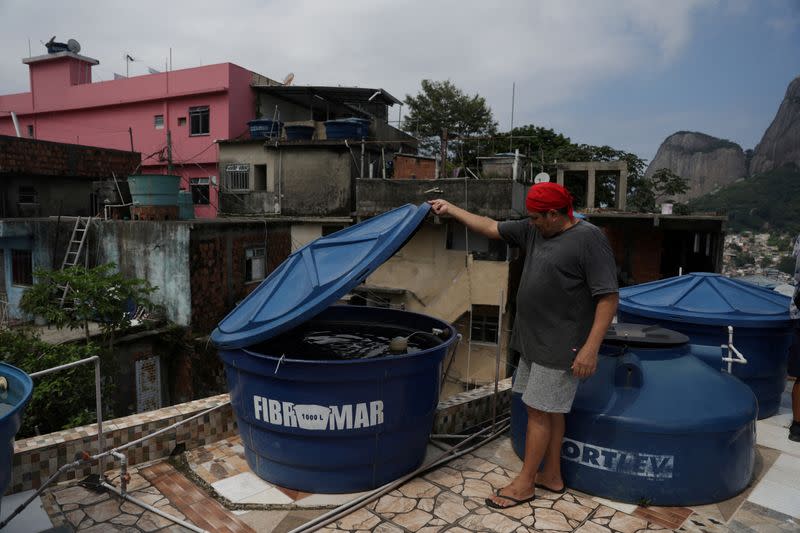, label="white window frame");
[225,164,250,191]
[245,247,266,283]
[189,106,210,136]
